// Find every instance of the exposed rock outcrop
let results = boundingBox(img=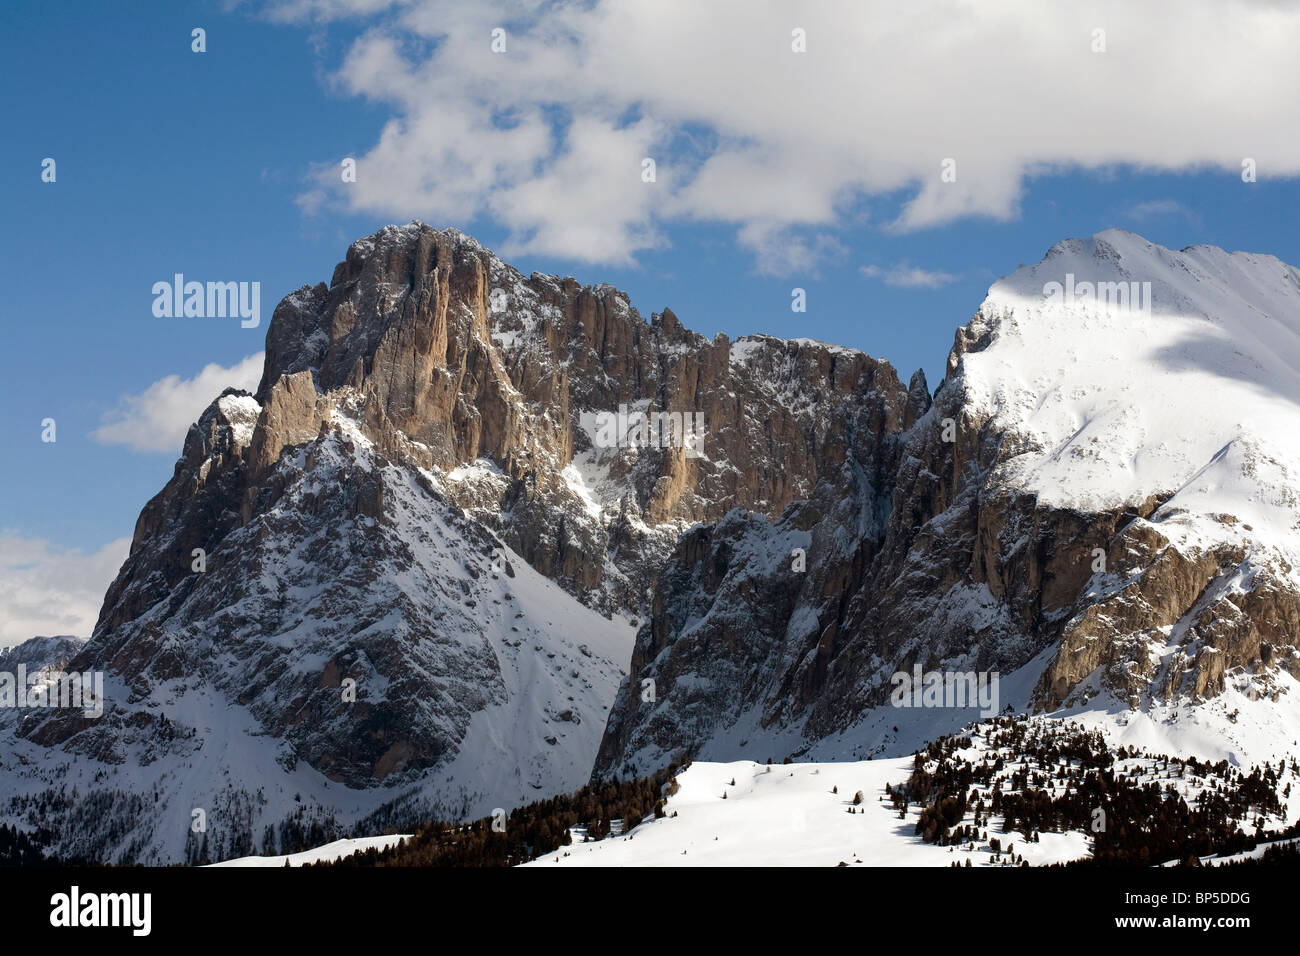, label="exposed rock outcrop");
[594,231,1300,778]
[2,223,918,863]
